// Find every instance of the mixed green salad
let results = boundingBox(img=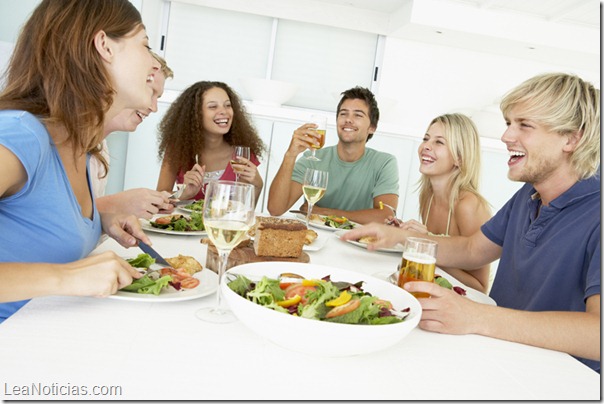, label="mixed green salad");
[150,212,205,232]
[121,254,173,295]
[120,253,200,295]
[183,200,204,212]
[227,274,409,325]
[322,215,356,230]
